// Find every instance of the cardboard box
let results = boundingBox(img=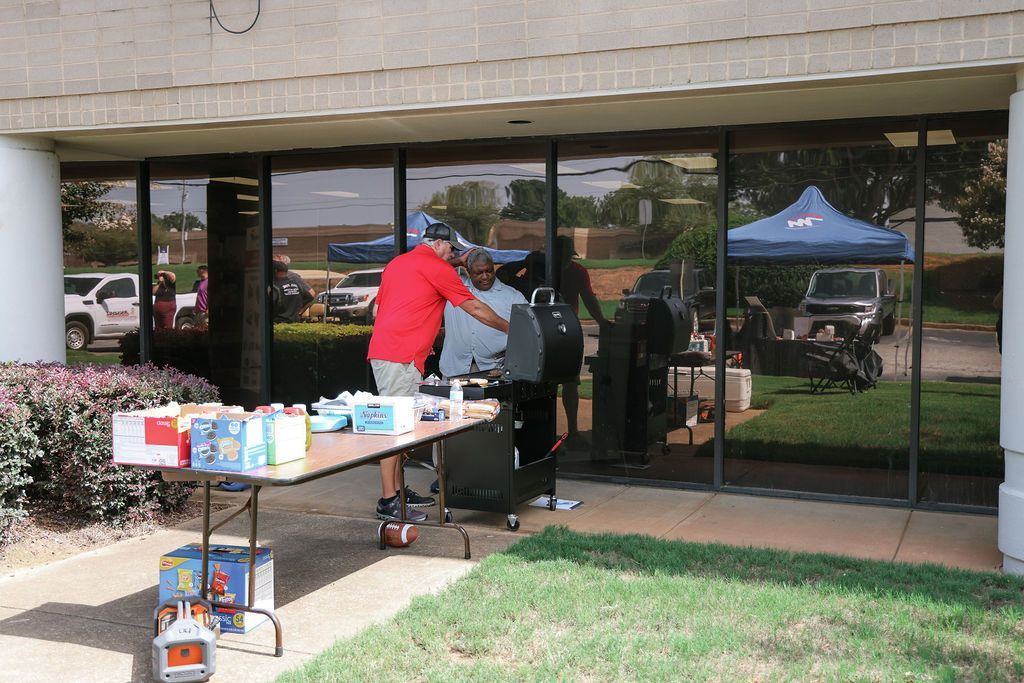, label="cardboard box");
[352,396,415,435]
[112,403,241,468]
[159,543,274,634]
[190,412,268,473]
[265,412,307,465]
[667,395,699,429]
